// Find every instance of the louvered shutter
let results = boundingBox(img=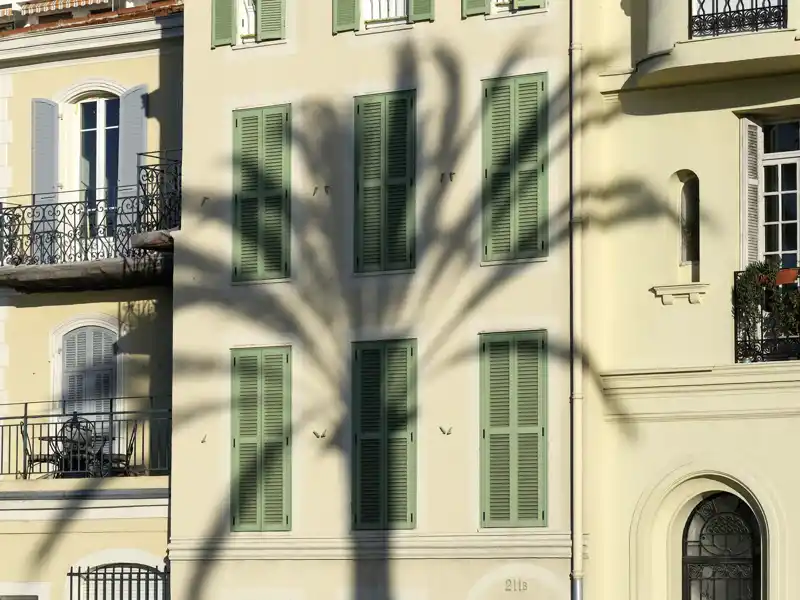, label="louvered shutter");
[483,81,514,261]
[231,347,291,532]
[256,0,284,41]
[480,331,546,527]
[212,0,234,47]
[462,0,489,17]
[63,328,88,416]
[333,0,359,33]
[741,117,763,268]
[232,350,261,531]
[515,75,547,258]
[514,0,544,7]
[409,0,434,22]
[261,347,291,530]
[355,92,416,273]
[353,340,416,530]
[233,106,291,281]
[355,96,385,273]
[385,93,415,270]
